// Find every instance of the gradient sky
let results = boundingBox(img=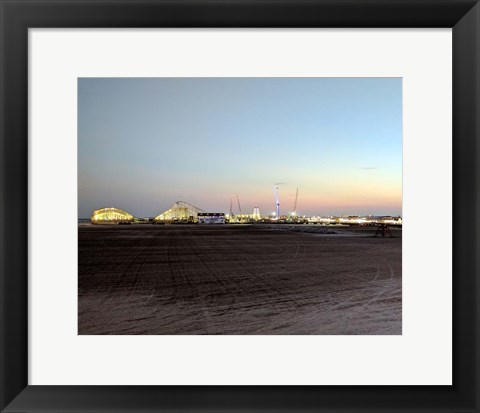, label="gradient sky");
[78,78,402,218]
